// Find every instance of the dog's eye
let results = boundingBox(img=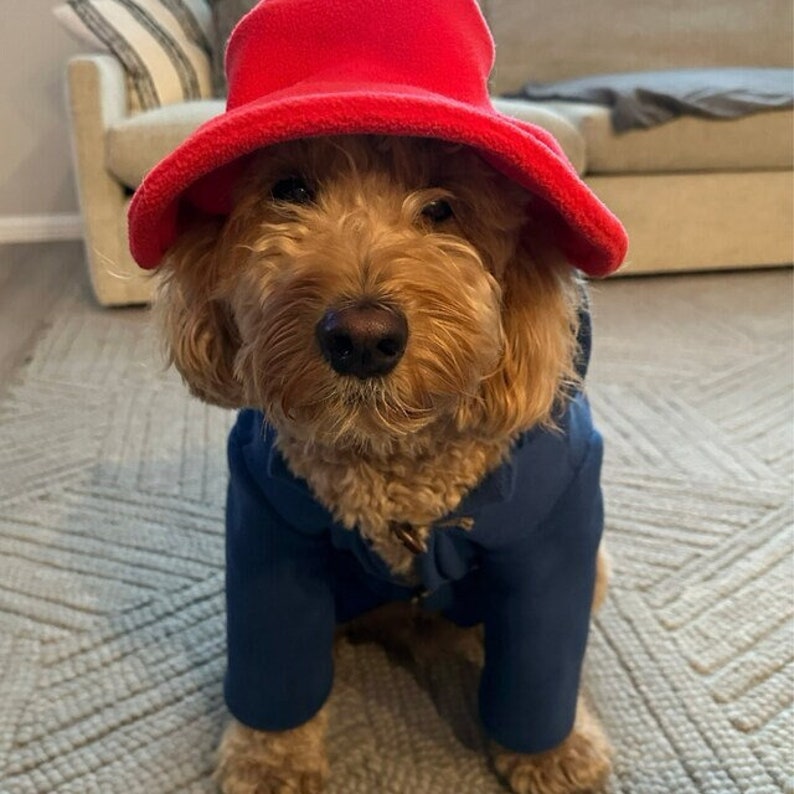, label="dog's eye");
[421,198,454,223]
[271,176,315,205]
